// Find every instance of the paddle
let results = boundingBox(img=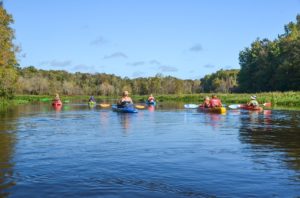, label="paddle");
[135,105,146,109]
[228,104,241,109]
[99,103,111,108]
[263,102,272,107]
[229,102,272,109]
[184,104,199,109]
